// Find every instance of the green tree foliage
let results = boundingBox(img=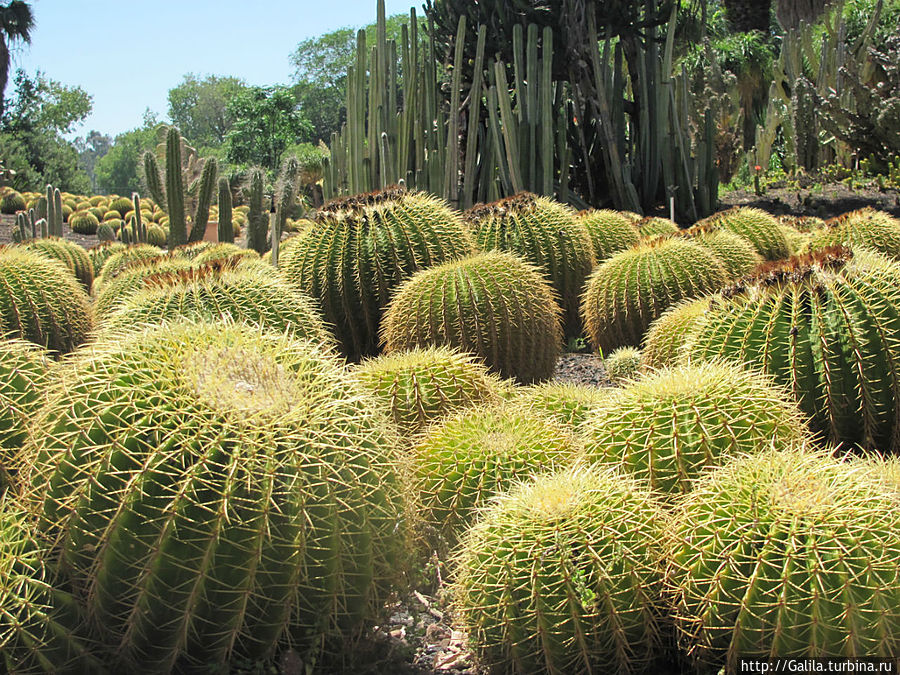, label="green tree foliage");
[74,130,112,192]
[0,0,33,119]
[167,73,247,149]
[224,85,312,173]
[94,110,159,195]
